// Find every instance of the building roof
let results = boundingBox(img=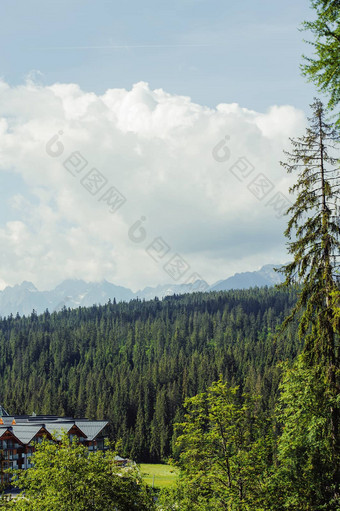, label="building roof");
[12,425,48,444]
[0,413,109,446]
[0,405,9,417]
[0,426,24,446]
[75,421,108,441]
[43,422,87,440]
